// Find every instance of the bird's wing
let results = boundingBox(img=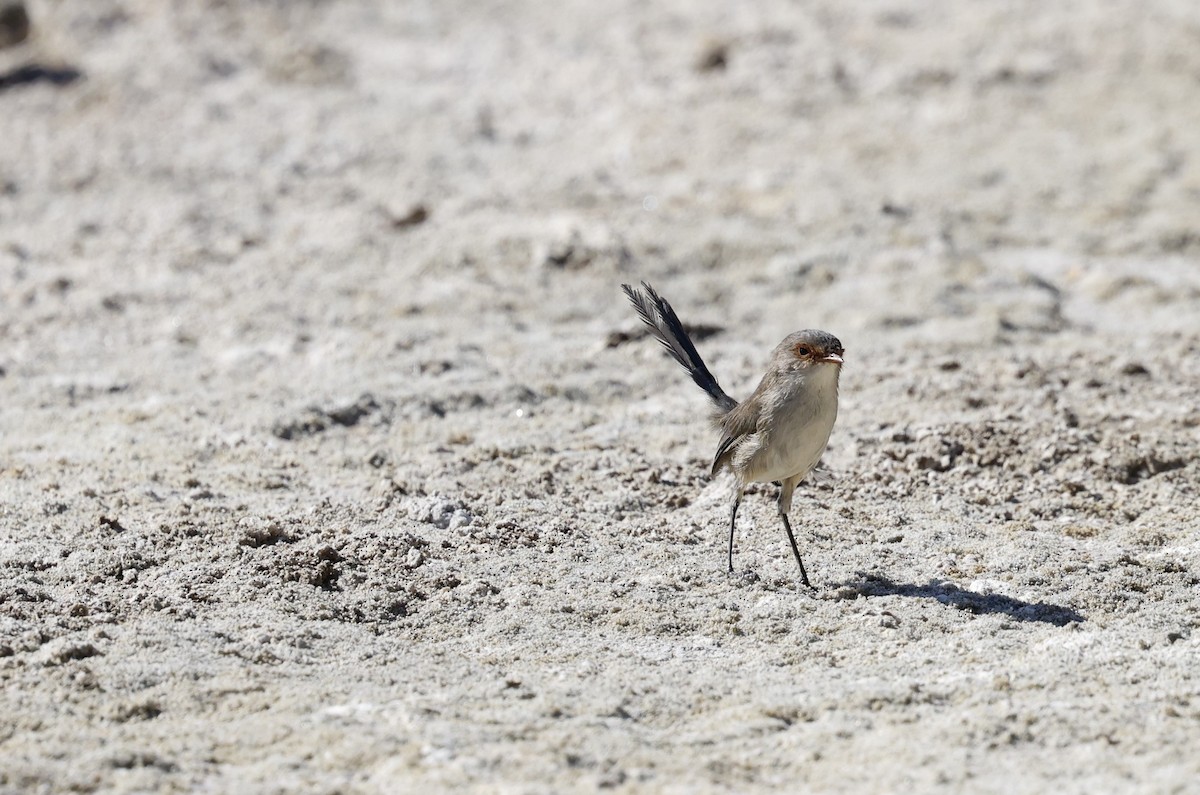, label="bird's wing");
[711,399,759,476]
